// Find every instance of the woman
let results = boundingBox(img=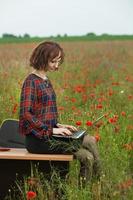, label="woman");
[19,41,101,183]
